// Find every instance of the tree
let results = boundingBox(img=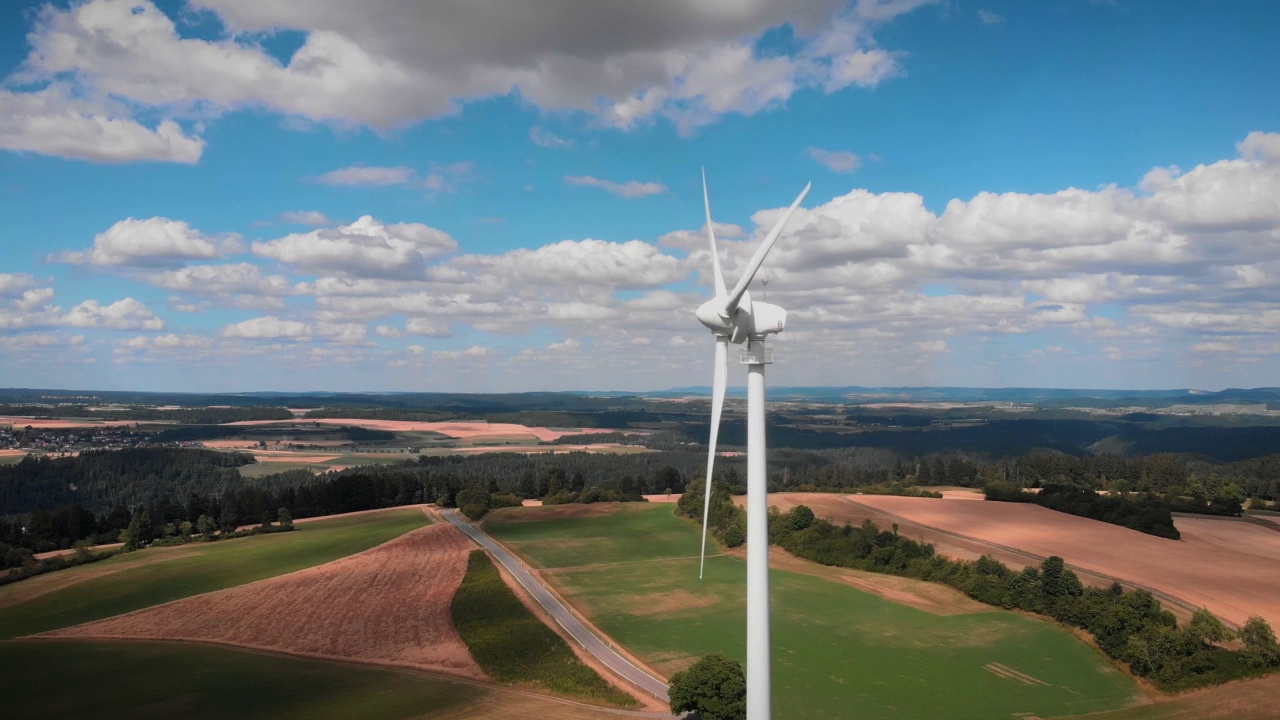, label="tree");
[456,484,491,521]
[668,653,746,720]
[218,505,238,534]
[787,504,815,531]
[196,514,216,539]
[278,506,293,528]
[654,465,683,495]
[122,510,151,550]
[1185,608,1234,648]
[1240,616,1280,667]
